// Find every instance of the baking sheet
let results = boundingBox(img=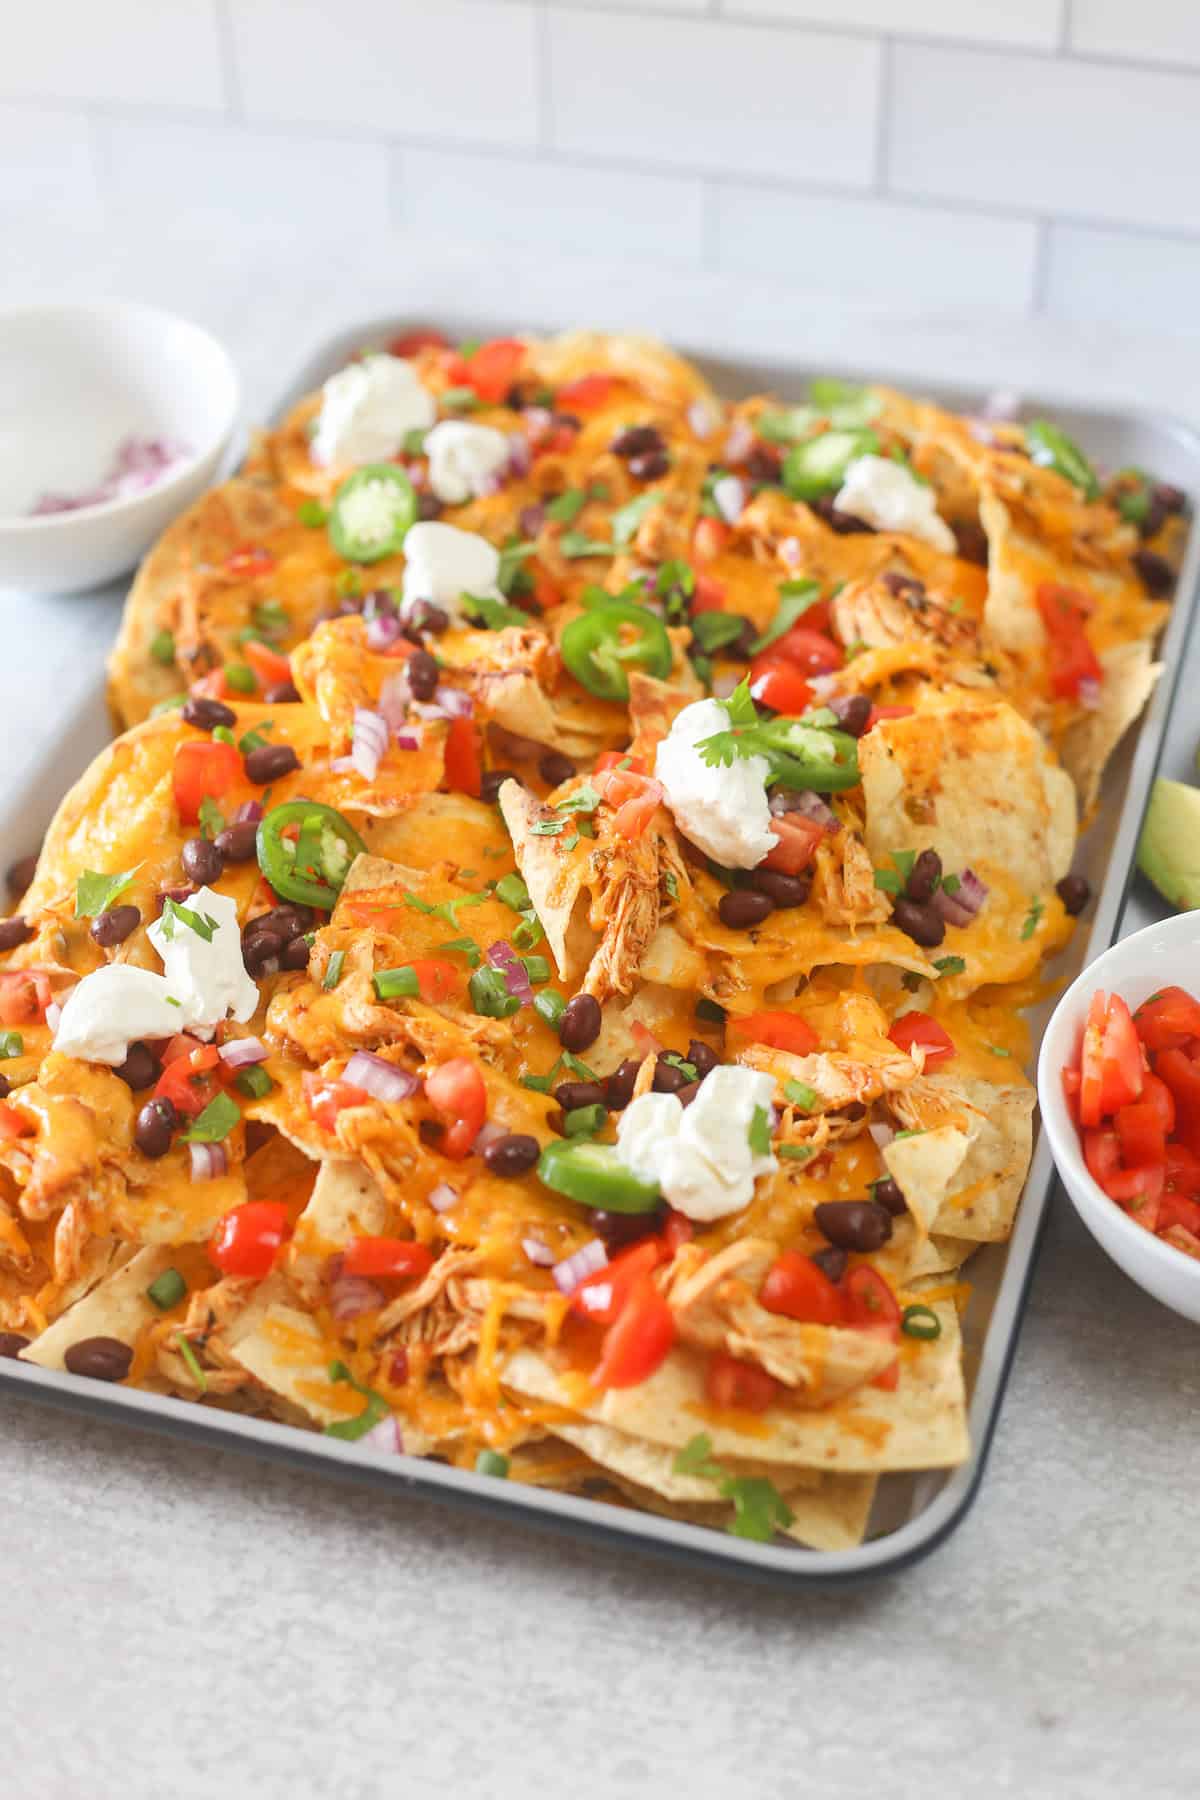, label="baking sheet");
[2,321,1197,1585]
